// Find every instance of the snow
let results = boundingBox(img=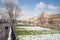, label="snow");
[17,26,51,30]
[18,34,60,40]
[8,27,12,40]
[17,26,60,40]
